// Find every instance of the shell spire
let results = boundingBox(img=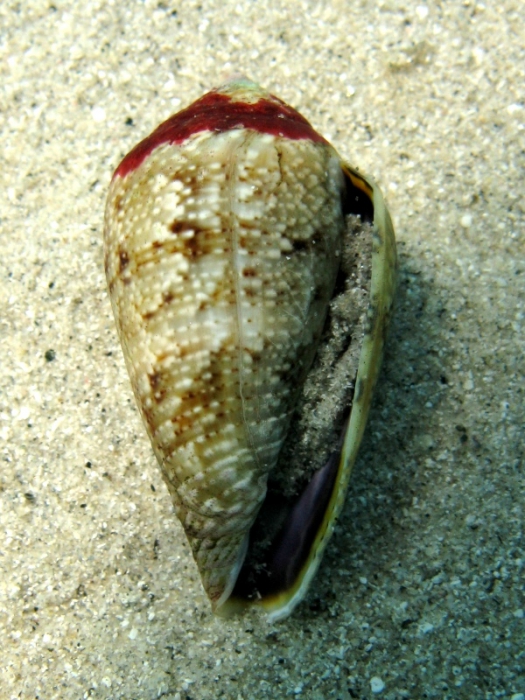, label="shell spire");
[104,78,396,618]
